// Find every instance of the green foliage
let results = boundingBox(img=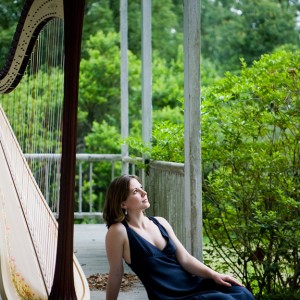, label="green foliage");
[126,106,184,163]
[82,0,115,53]
[1,0,299,76]
[85,120,121,153]
[151,0,182,62]
[0,0,24,68]
[78,30,142,150]
[153,105,183,124]
[78,30,189,156]
[0,26,15,69]
[79,30,121,134]
[77,120,123,212]
[201,0,300,74]
[150,120,184,162]
[201,49,300,298]
[152,49,183,109]
[152,44,220,109]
